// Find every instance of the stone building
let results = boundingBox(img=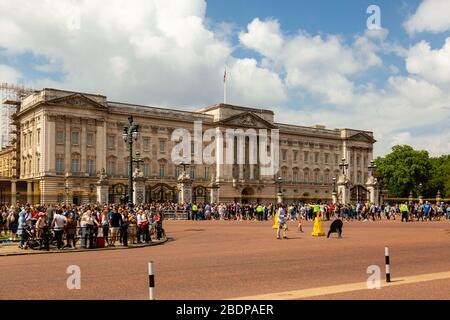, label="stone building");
[1,88,376,205]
